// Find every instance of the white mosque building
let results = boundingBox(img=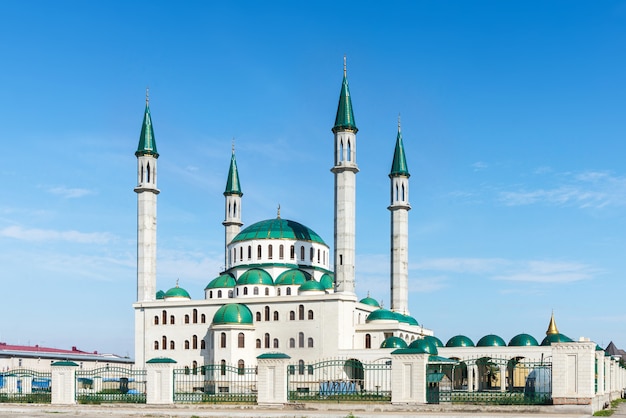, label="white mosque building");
[132,60,433,369]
